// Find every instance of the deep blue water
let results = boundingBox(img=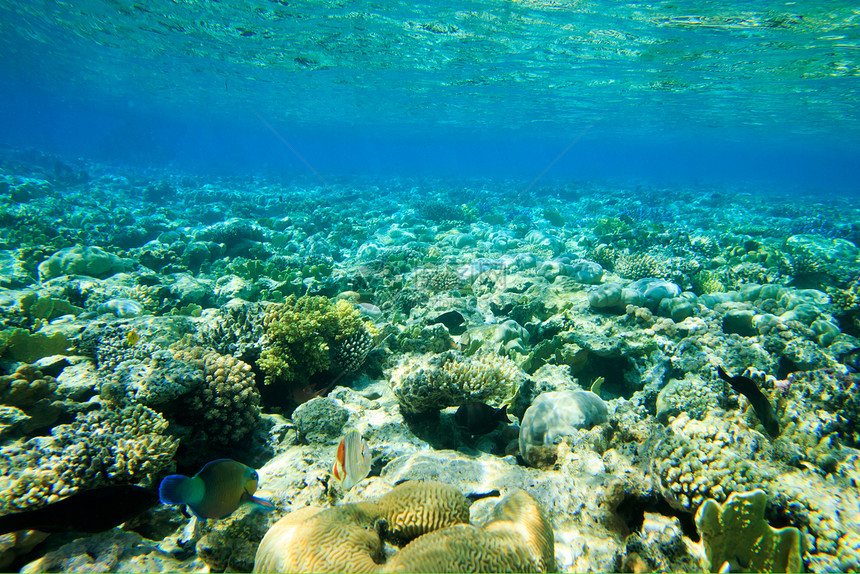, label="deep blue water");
[0,0,858,192]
